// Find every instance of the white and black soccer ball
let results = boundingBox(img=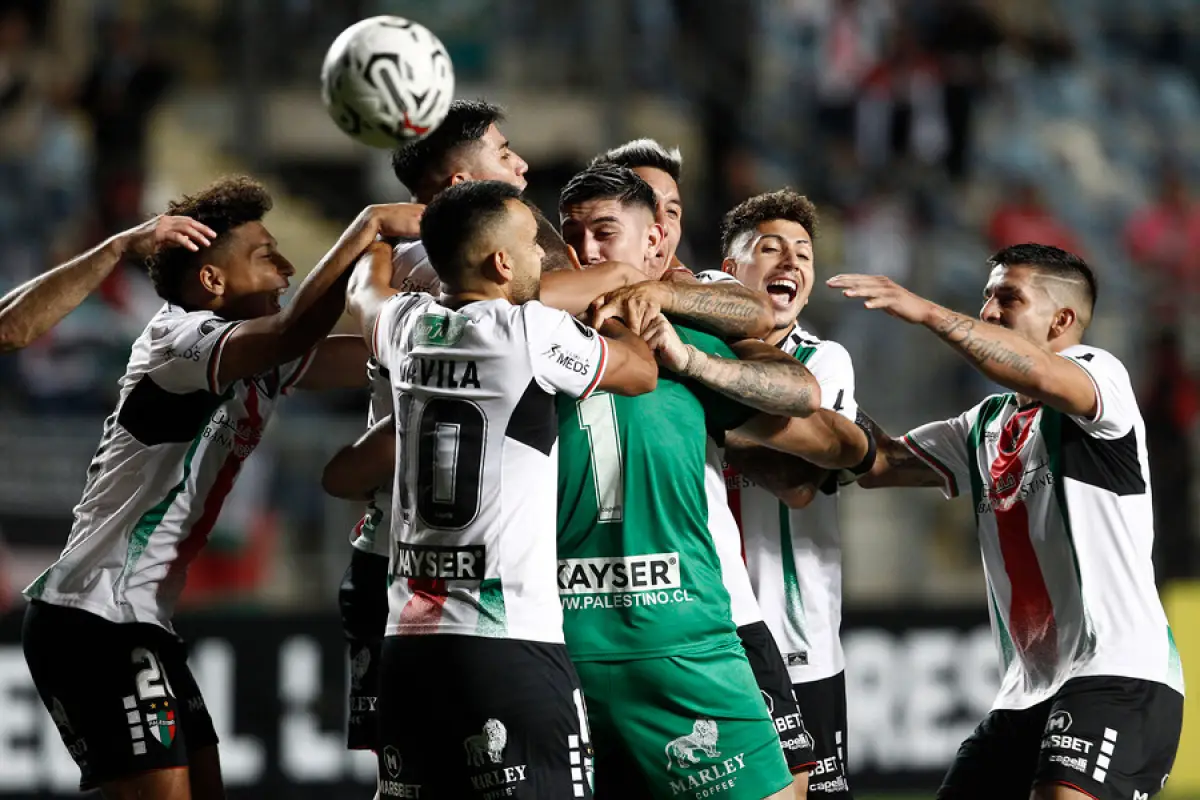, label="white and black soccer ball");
[321,16,454,149]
